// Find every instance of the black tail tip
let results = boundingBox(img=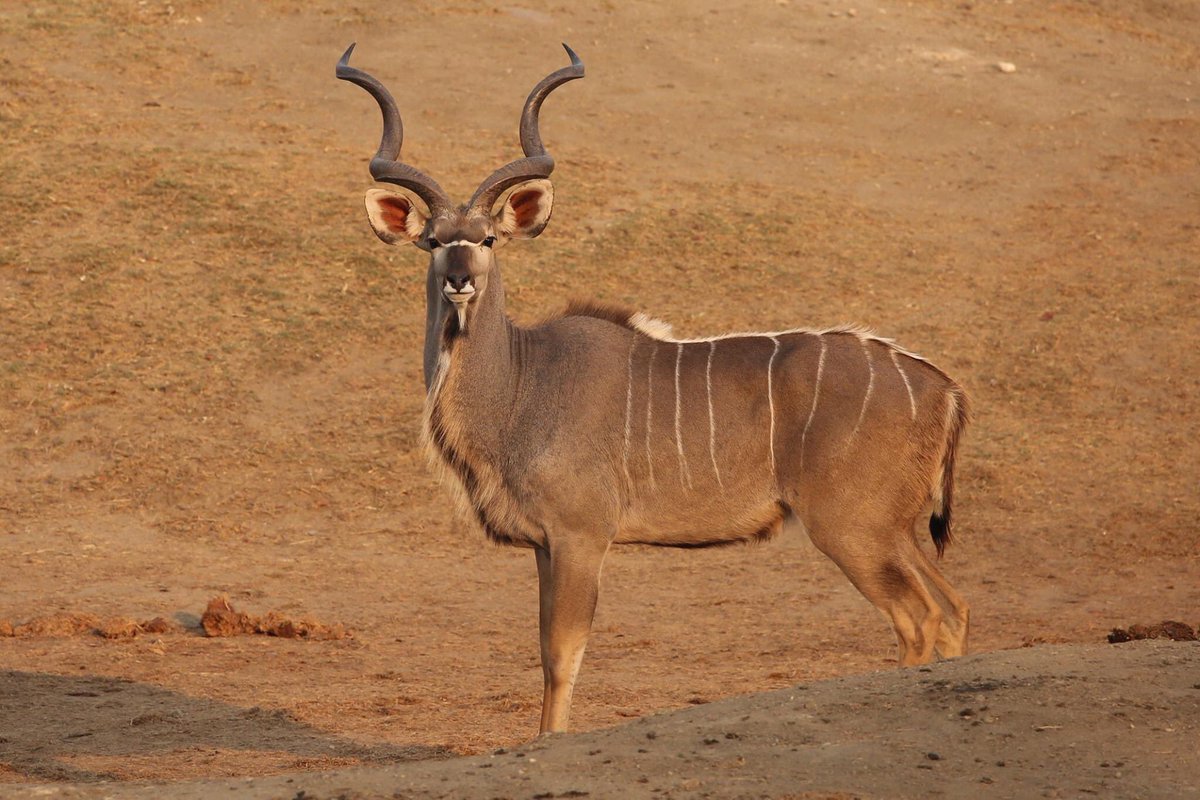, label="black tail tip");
[929,513,950,558]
